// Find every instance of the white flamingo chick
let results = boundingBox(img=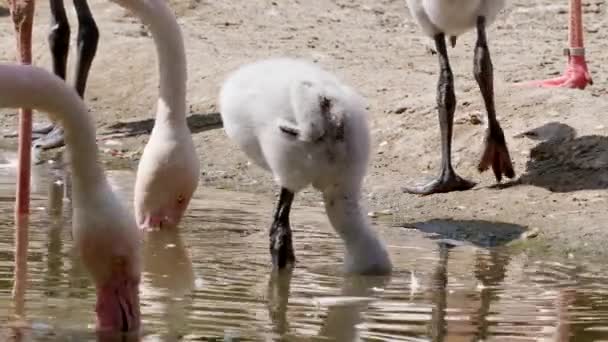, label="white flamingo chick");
[403,0,515,195]
[219,58,392,275]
